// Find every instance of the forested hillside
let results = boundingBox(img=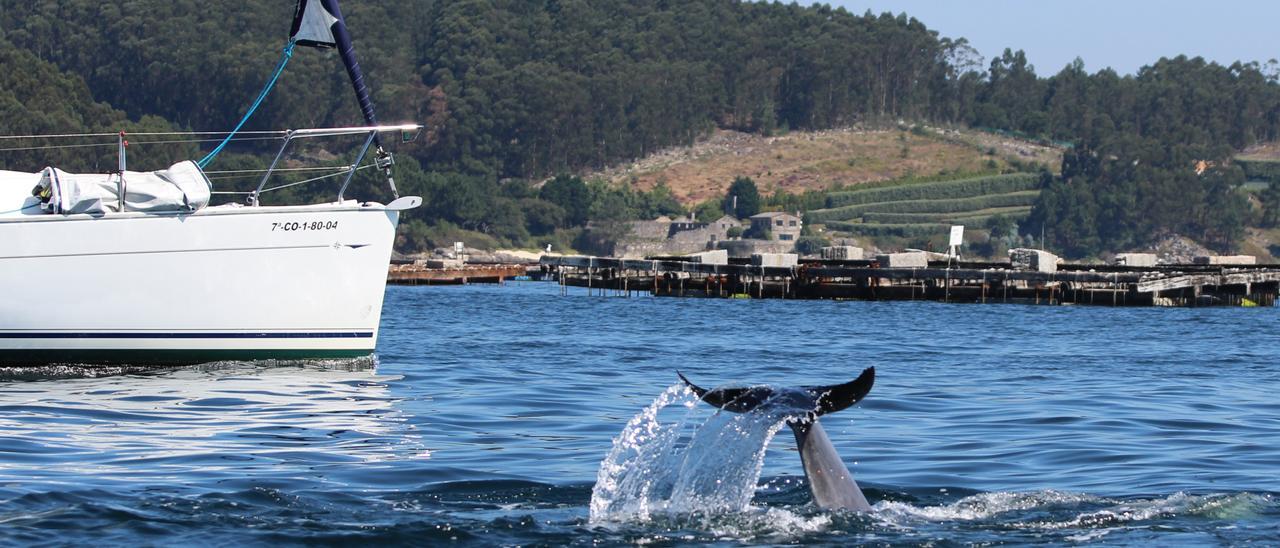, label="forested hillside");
[2,0,1280,256]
